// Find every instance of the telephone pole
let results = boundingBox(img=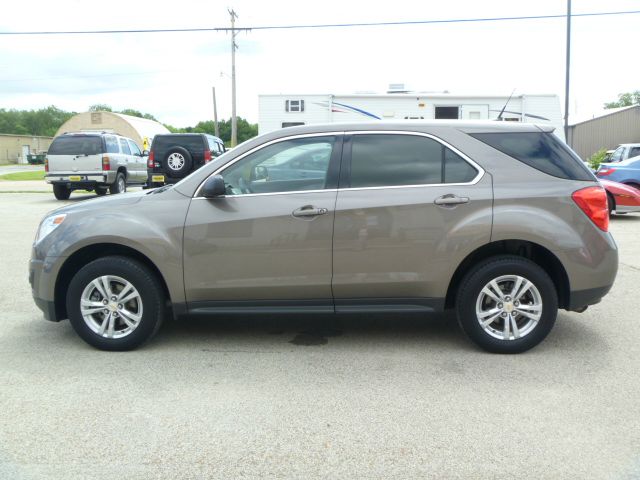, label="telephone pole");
[212,86,219,138]
[564,0,571,141]
[229,8,238,147]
